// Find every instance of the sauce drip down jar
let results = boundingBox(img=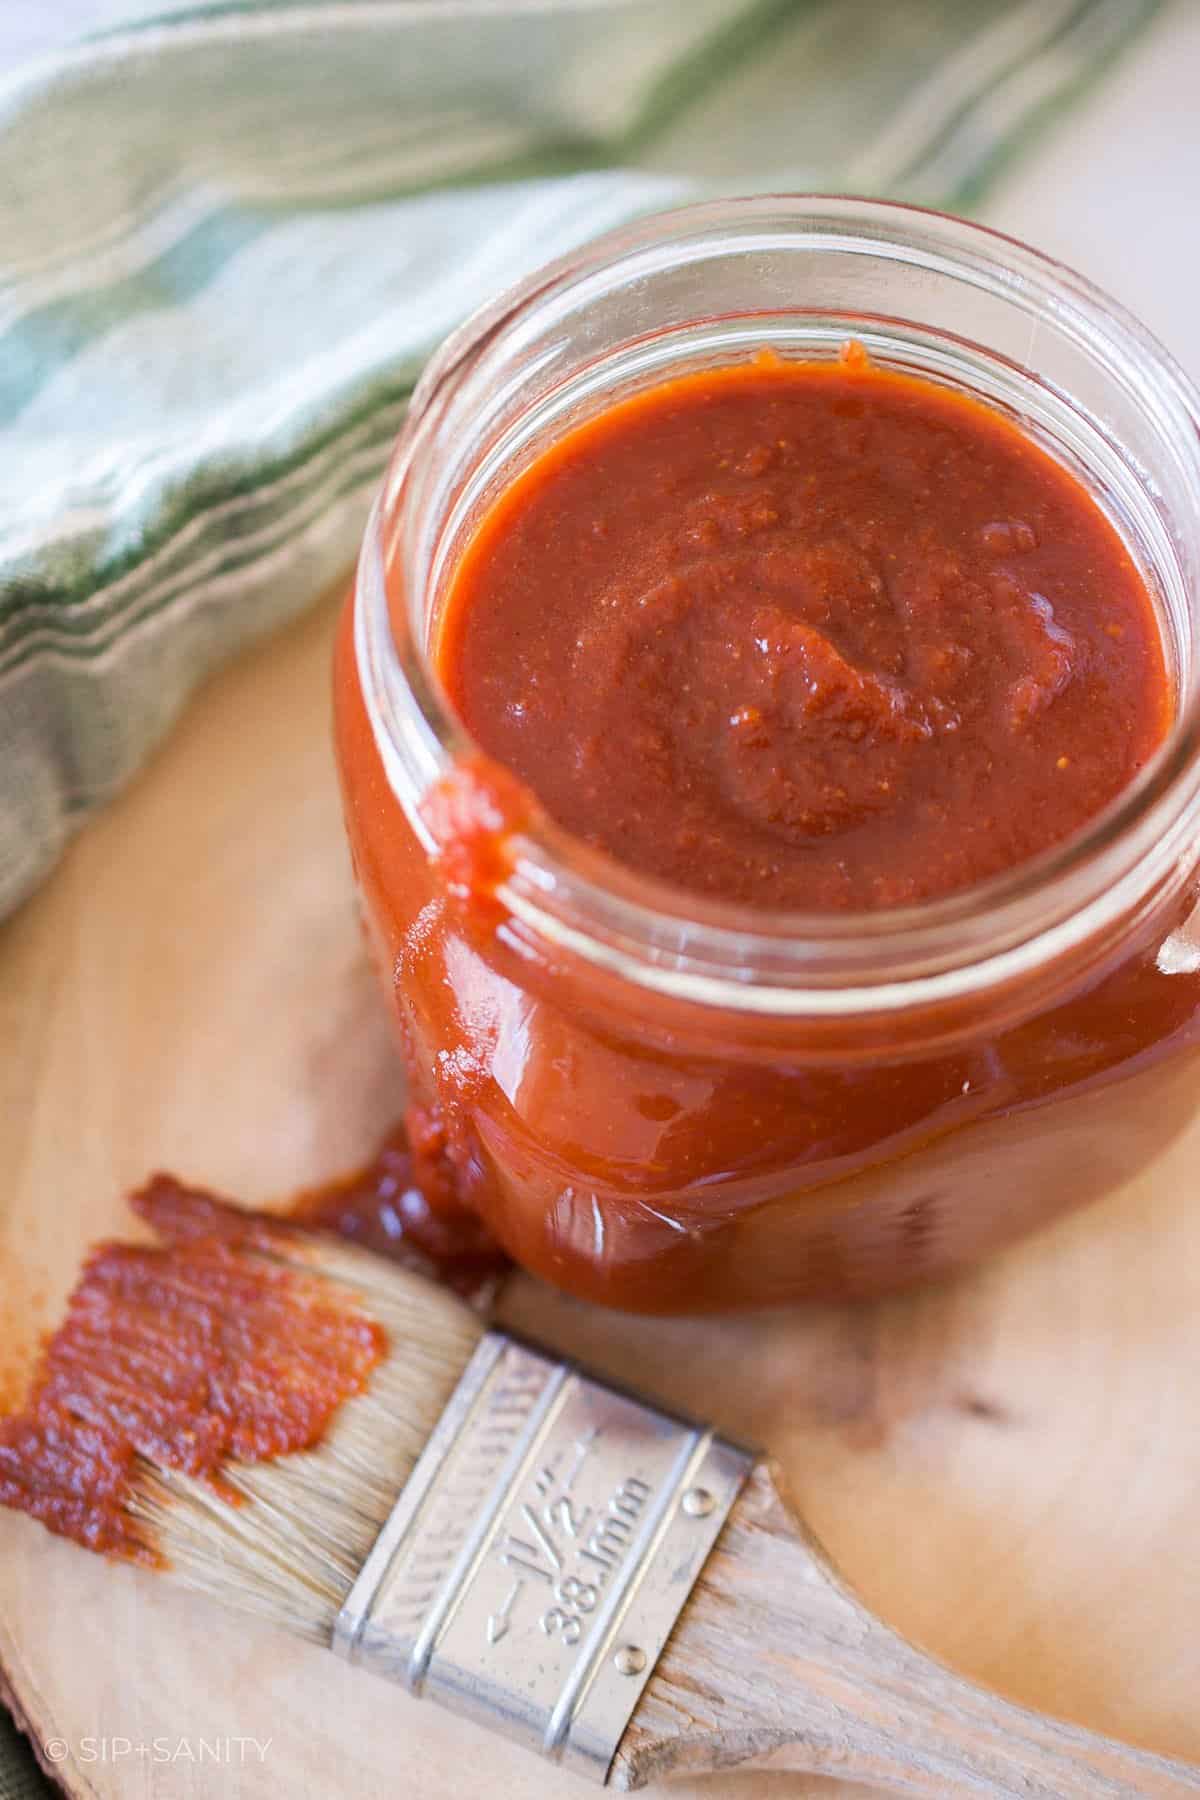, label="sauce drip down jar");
[335,197,1200,1311]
